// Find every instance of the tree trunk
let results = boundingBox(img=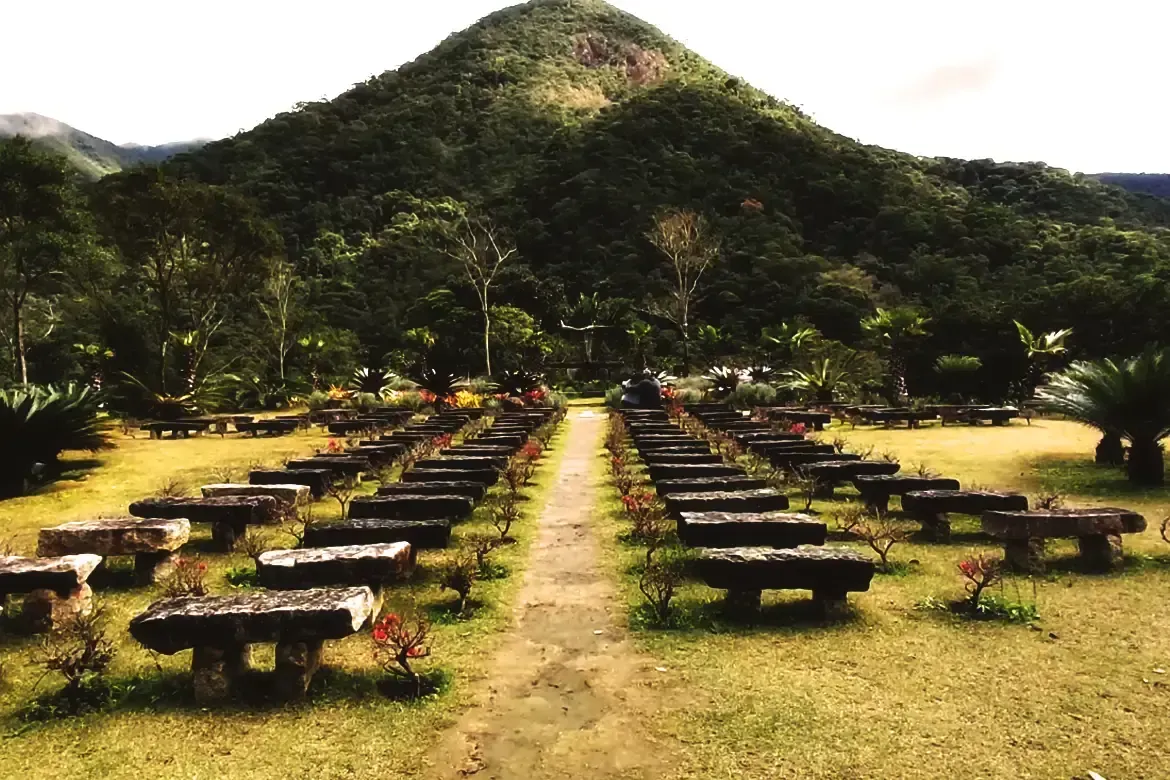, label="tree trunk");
[13,297,27,385]
[1095,433,1125,466]
[1126,438,1164,486]
[482,307,492,377]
